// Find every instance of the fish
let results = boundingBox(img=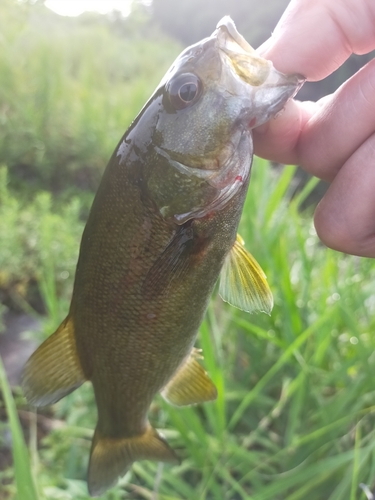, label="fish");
[21,16,304,497]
